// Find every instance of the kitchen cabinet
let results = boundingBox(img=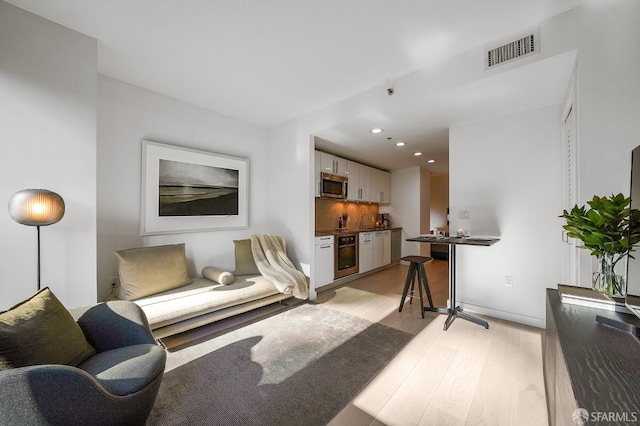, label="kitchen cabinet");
[359,232,374,273]
[314,151,321,197]
[370,169,391,203]
[314,150,390,203]
[372,231,383,268]
[380,171,391,204]
[345,160,360,201]
[382,230,391,264]
[359,164,371,201]
[373,230,391,268]
[360,230,390,273]
[370,168,381,203]
[314,235,334,288]
[319,151,347,177]
[391,229,402,263]
[346,161,371,201]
